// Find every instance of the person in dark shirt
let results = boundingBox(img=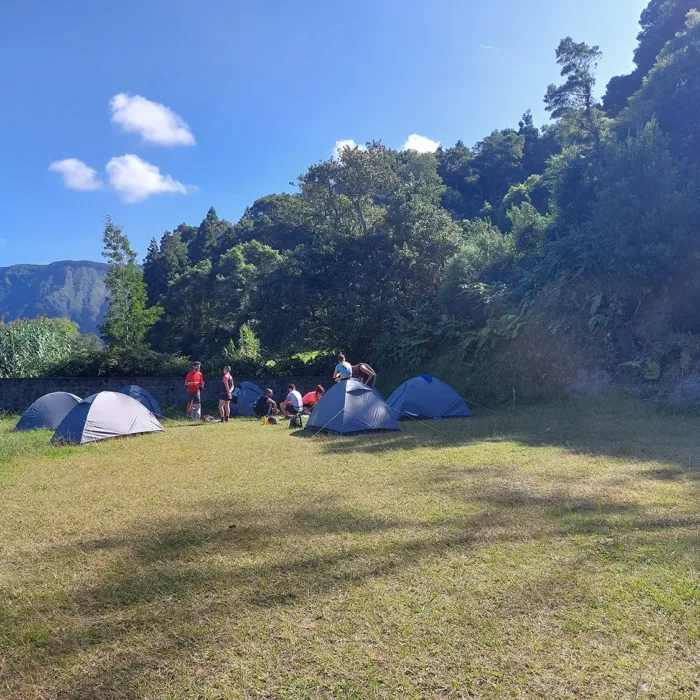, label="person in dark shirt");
[253,388,278,419]
[352,362,377,388]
